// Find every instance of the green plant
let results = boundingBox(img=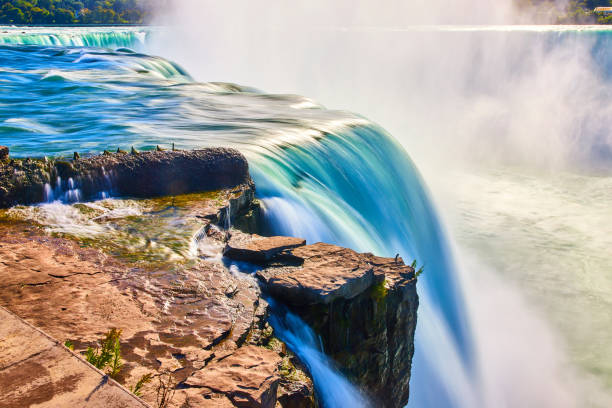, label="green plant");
[64,340,74,351]
[130,373,153,397]
[108,334,123,378]
[411,259,425,278]
[85,328,123,379]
